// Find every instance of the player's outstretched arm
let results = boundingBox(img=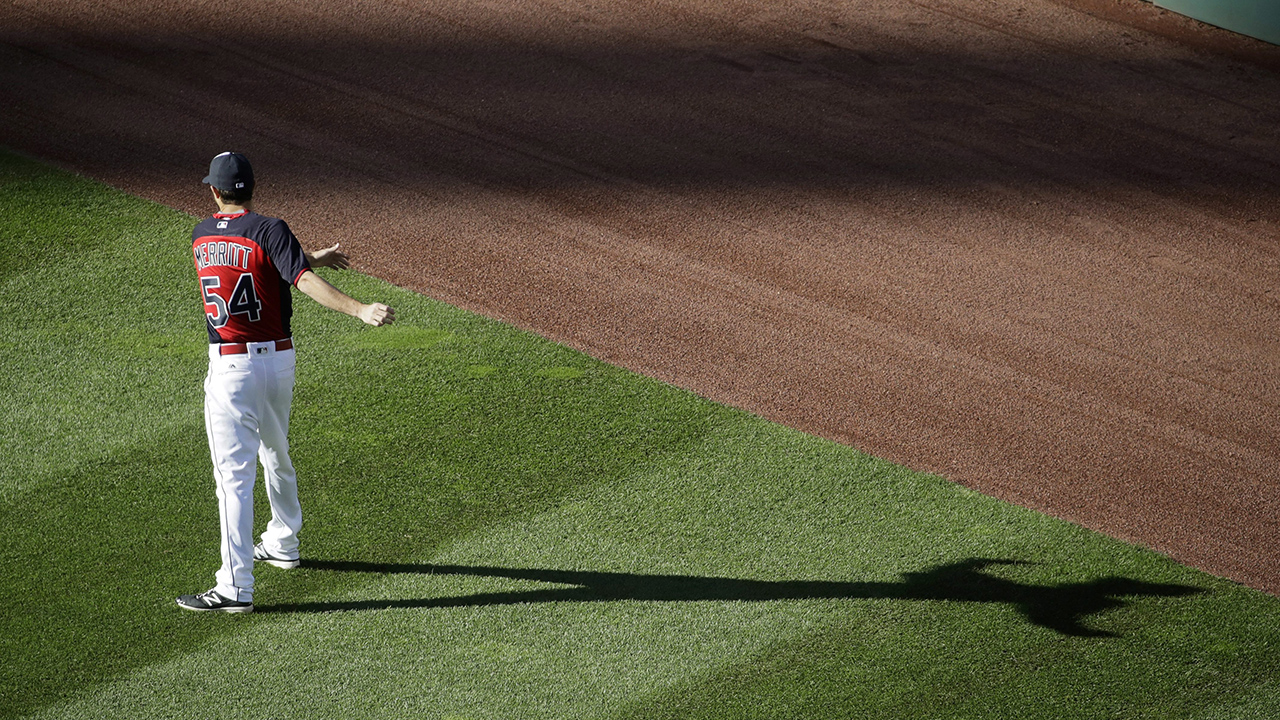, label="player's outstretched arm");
[306,242,351,270]
[296,270,395,326]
